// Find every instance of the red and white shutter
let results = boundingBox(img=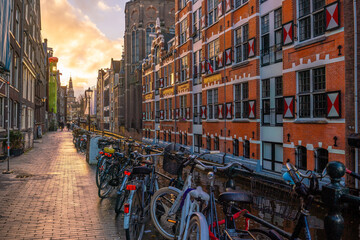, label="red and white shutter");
[248,101,256,119]
[218,2,223,17]
[325,2,339,31]
[160,110,164,120]
[142,85,145,93]
[217,53,223,69]
[172,109,175,120]
[327,91,341,118]
[201,16,206,29]
[218,104,224,119]
[248,38,255,58]
[175,109,179,119]
[143,112,146,120]
[225,0,232,12]
[201,106,207,119]
[283,96,295,118]
[283,21,294,45]
[201,61,206,73]
[225,48,232,65]
[186,107,190,119]
[226,103,233,119]
[159,78,164,88]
